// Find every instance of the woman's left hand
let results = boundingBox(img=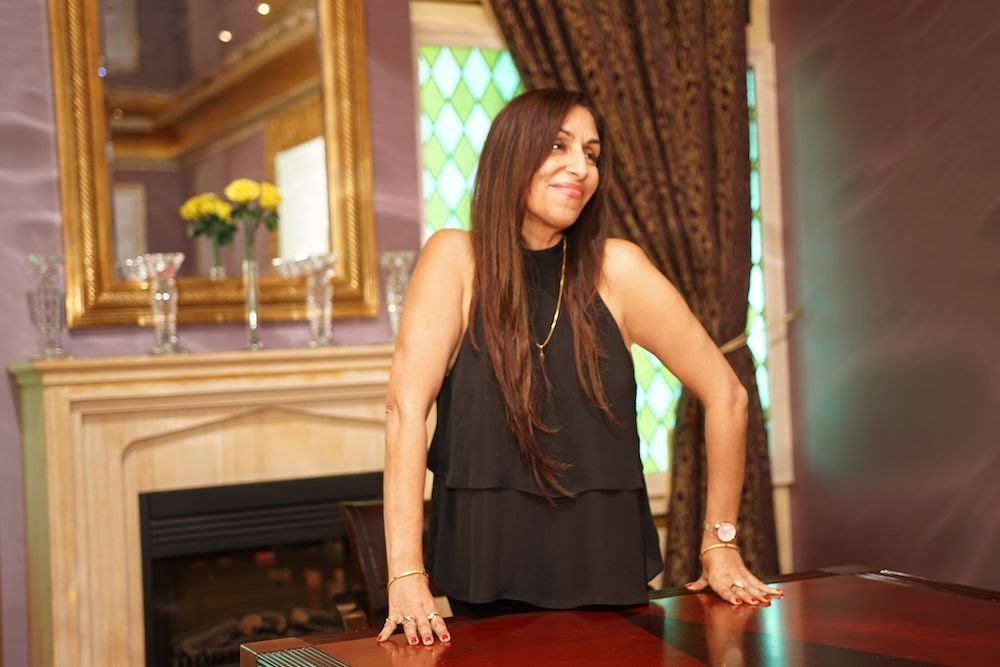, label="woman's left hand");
[684,548,784,605]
